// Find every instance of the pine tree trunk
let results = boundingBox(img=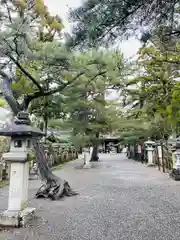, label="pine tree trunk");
[44,115,48,138]
[90,144,99,162]
[33,139,78,200]
[90,132,99,161]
